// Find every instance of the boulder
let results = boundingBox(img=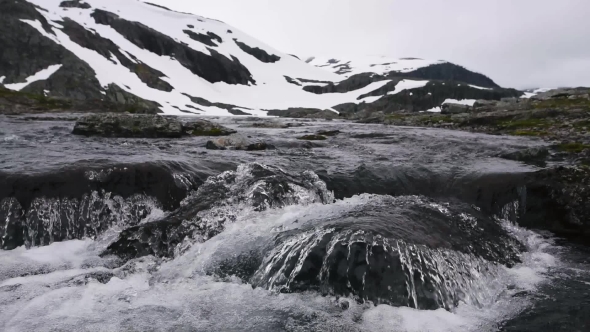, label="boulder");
[205,134,274,150]
[182,119,236,136]
[72,113,235,138]
[441,103,471,114]
[473,100,498,108]
[297,134,327,141]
